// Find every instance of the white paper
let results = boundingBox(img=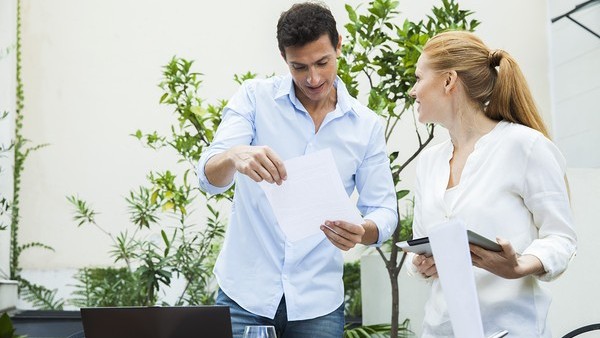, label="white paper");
[429,219,485,338]
[258,148,364,242]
